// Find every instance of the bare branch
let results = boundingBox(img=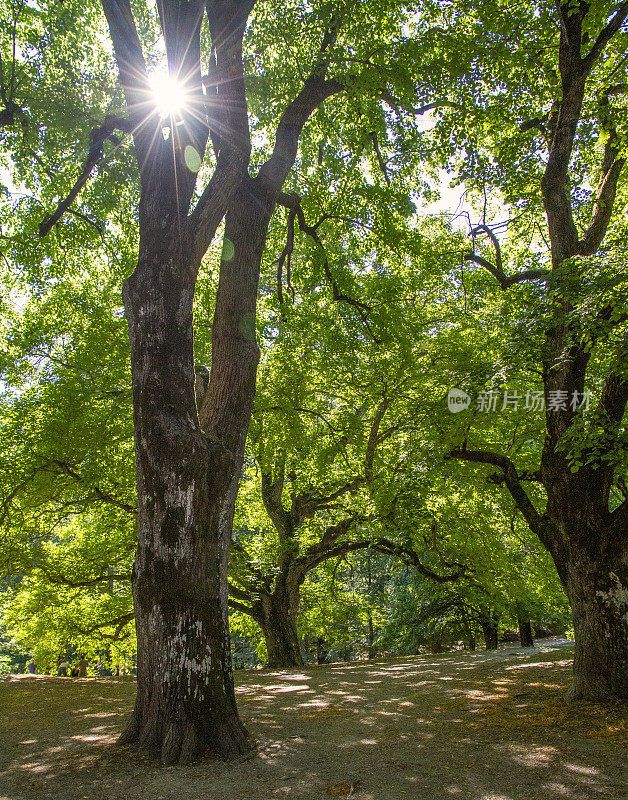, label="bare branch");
[274,208,297,304]
[274,190,380,340]
[472,223,503,272]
